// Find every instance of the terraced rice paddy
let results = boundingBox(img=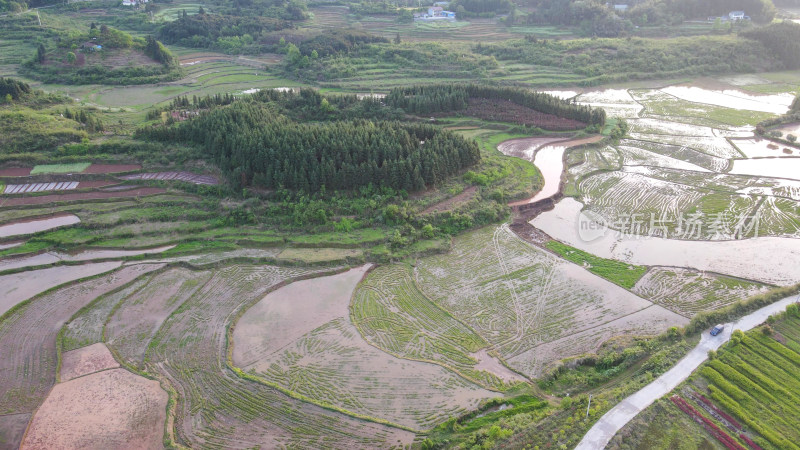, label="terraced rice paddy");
[0,264,163,416]
[235,266,496,430]
[414,225,687,377]
[106,267,212,369]
[0,213,80,238]
[119,171,219,185]
[305,6,516,43]
[660,86,793,115]
[731,138,796,158]
[0,262,123,317]
[533,198,800,285]
[352,264,507,388]
[0,245,174,275]
[3,73,800,448]
[729,157,800,181]
[545,86,800,246]
[146,264,415,447]
[633,268,771,317]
